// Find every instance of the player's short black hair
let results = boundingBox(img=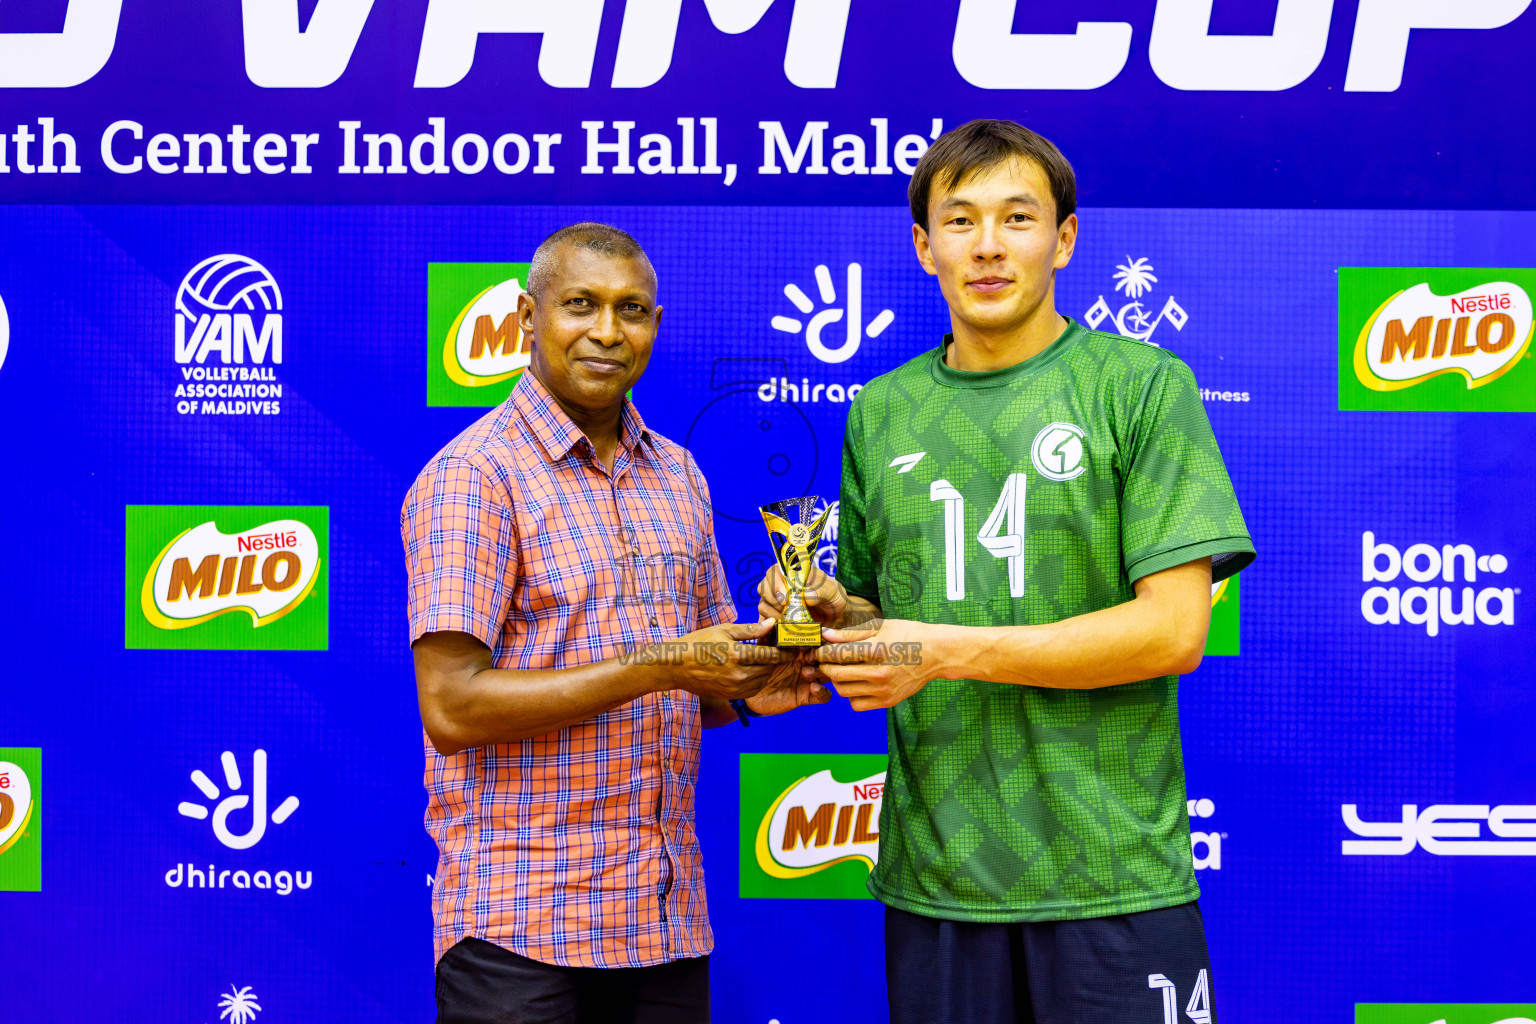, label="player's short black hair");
[527,222,656,297]
[908,119,1076,229]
